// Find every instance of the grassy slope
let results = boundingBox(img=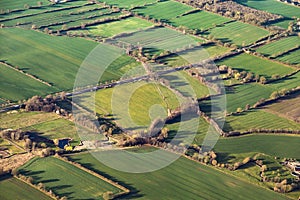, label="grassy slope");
[267,70,300,90]
[218,53,295,78]
[207,21,269,46]
[19,157,121,199]
[69,148,288,200]
[0,64,57,101]
[277,49,300,65]
[0,176,52,200]
[100,0,157,9]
